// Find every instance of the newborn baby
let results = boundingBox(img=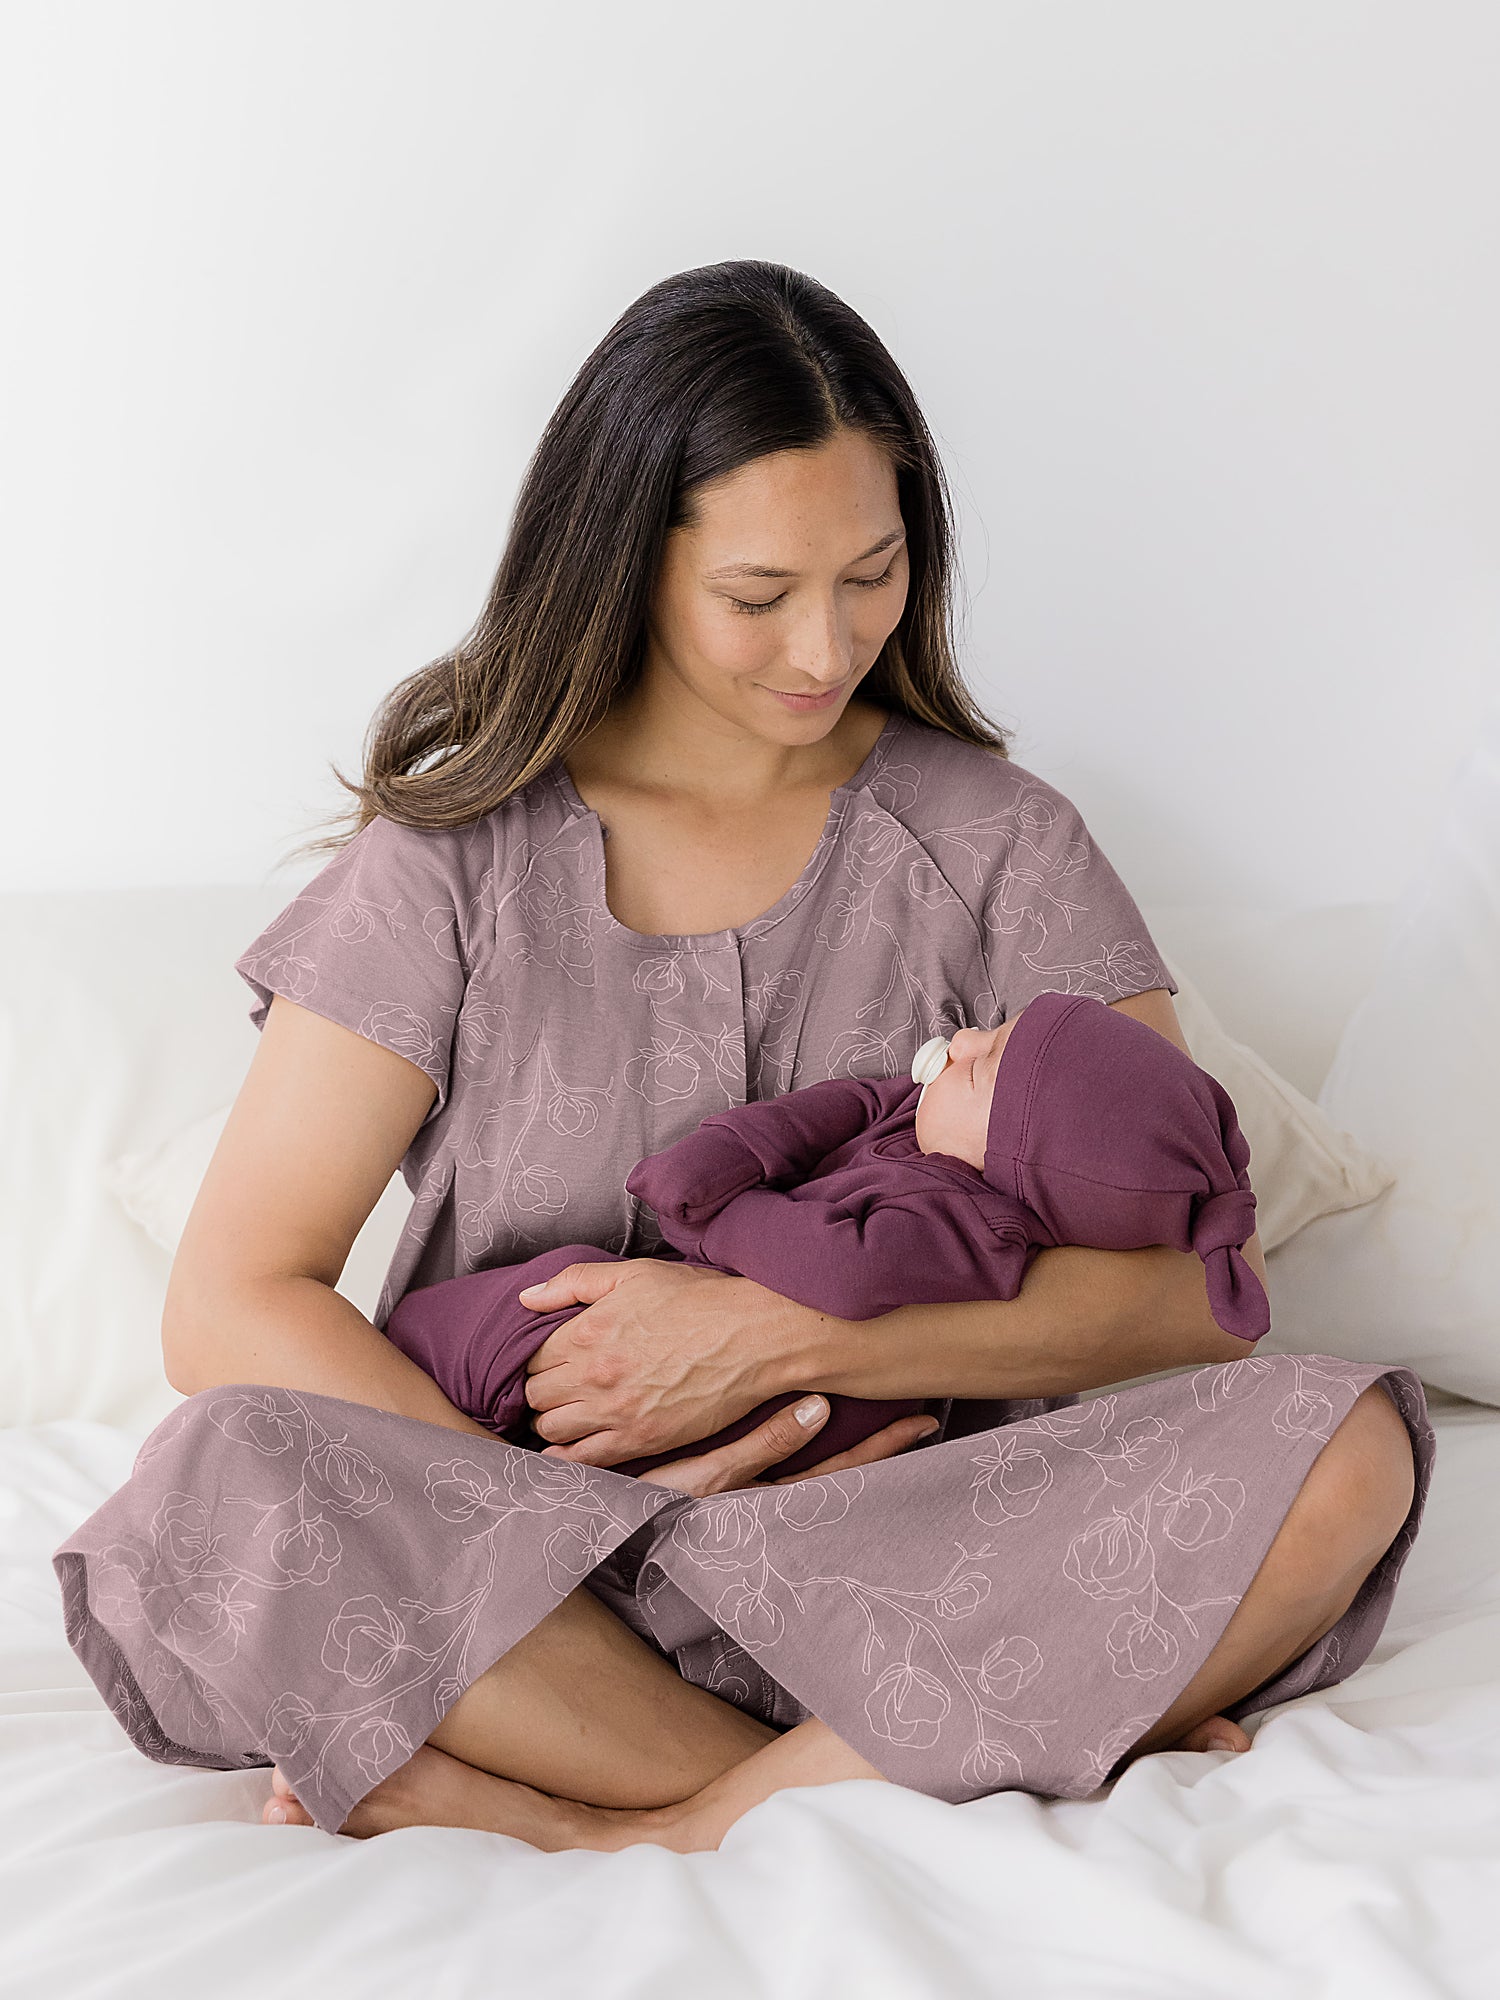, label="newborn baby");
[383,990,1271,1480]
